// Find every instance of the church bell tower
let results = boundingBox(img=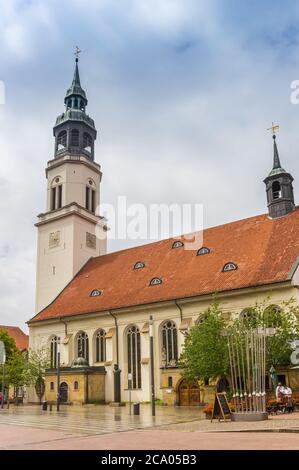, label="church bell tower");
[35,53,107,314]
[264,125,295,219]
